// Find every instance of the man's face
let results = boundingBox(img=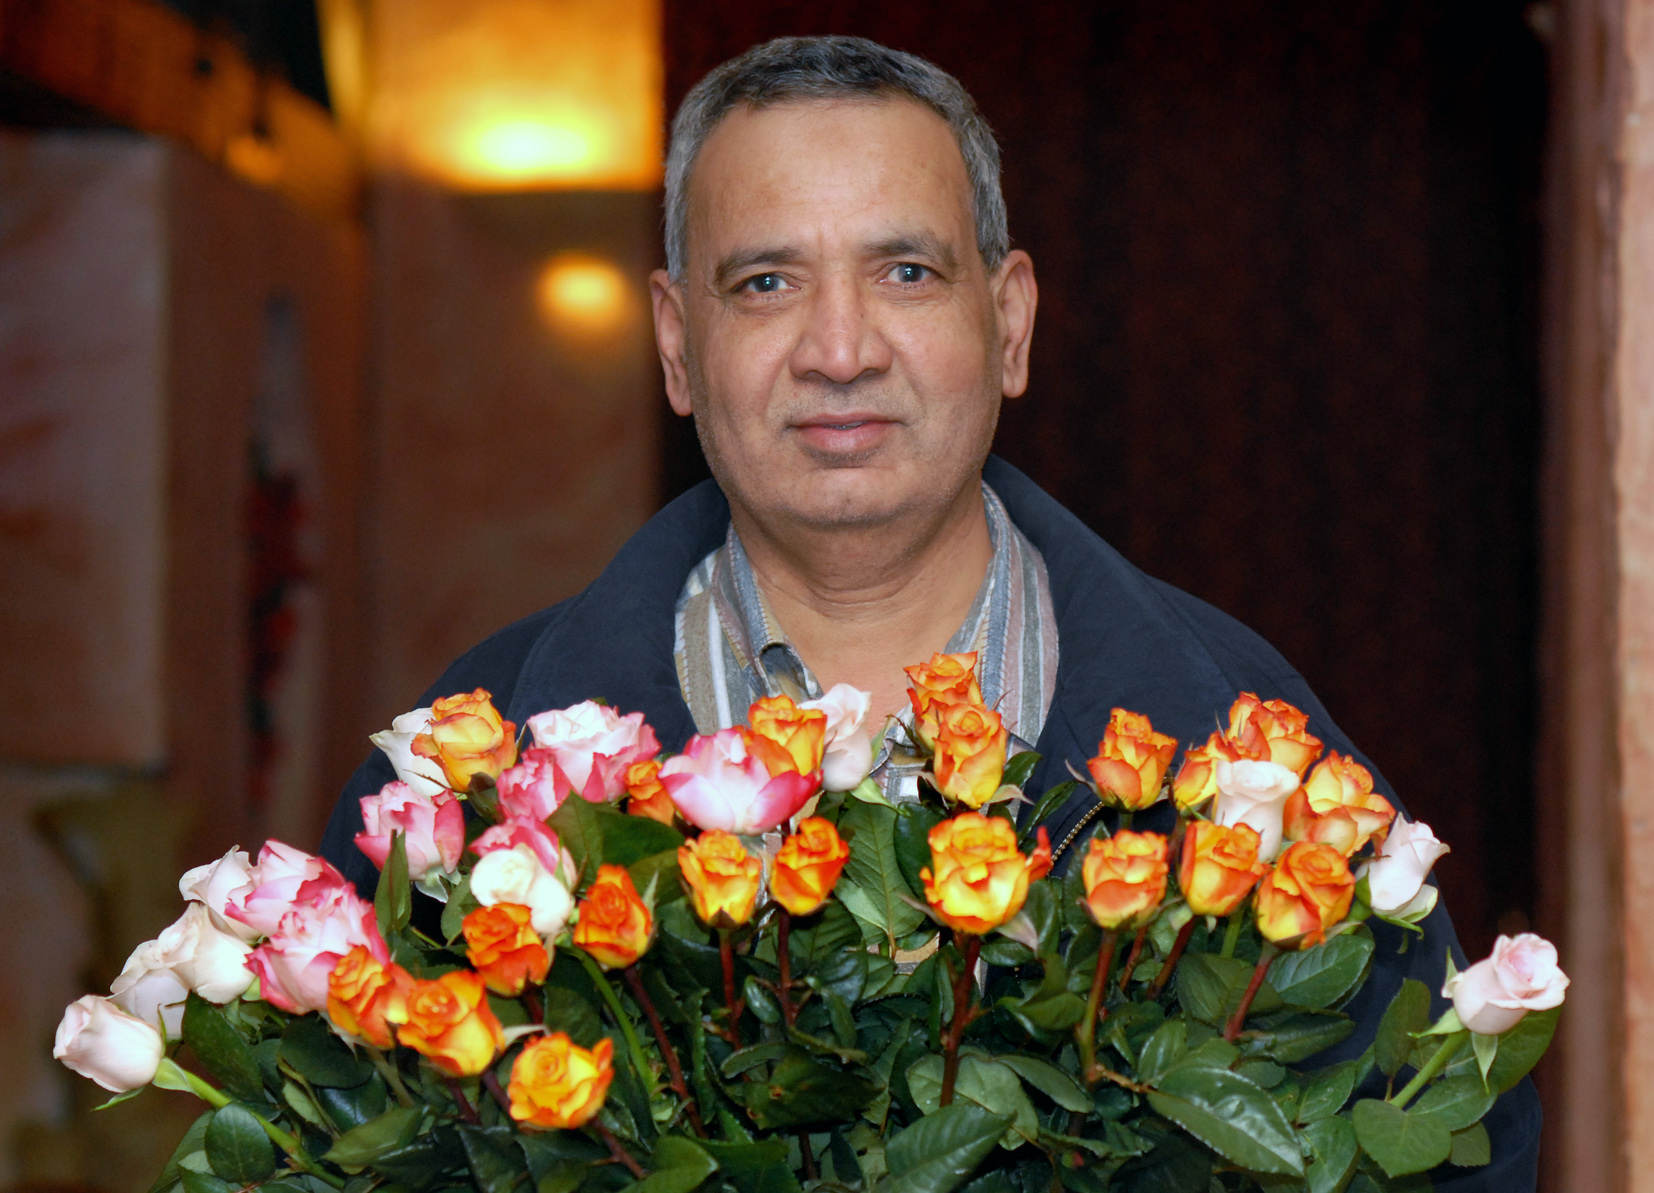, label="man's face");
[652,98,1036,535]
